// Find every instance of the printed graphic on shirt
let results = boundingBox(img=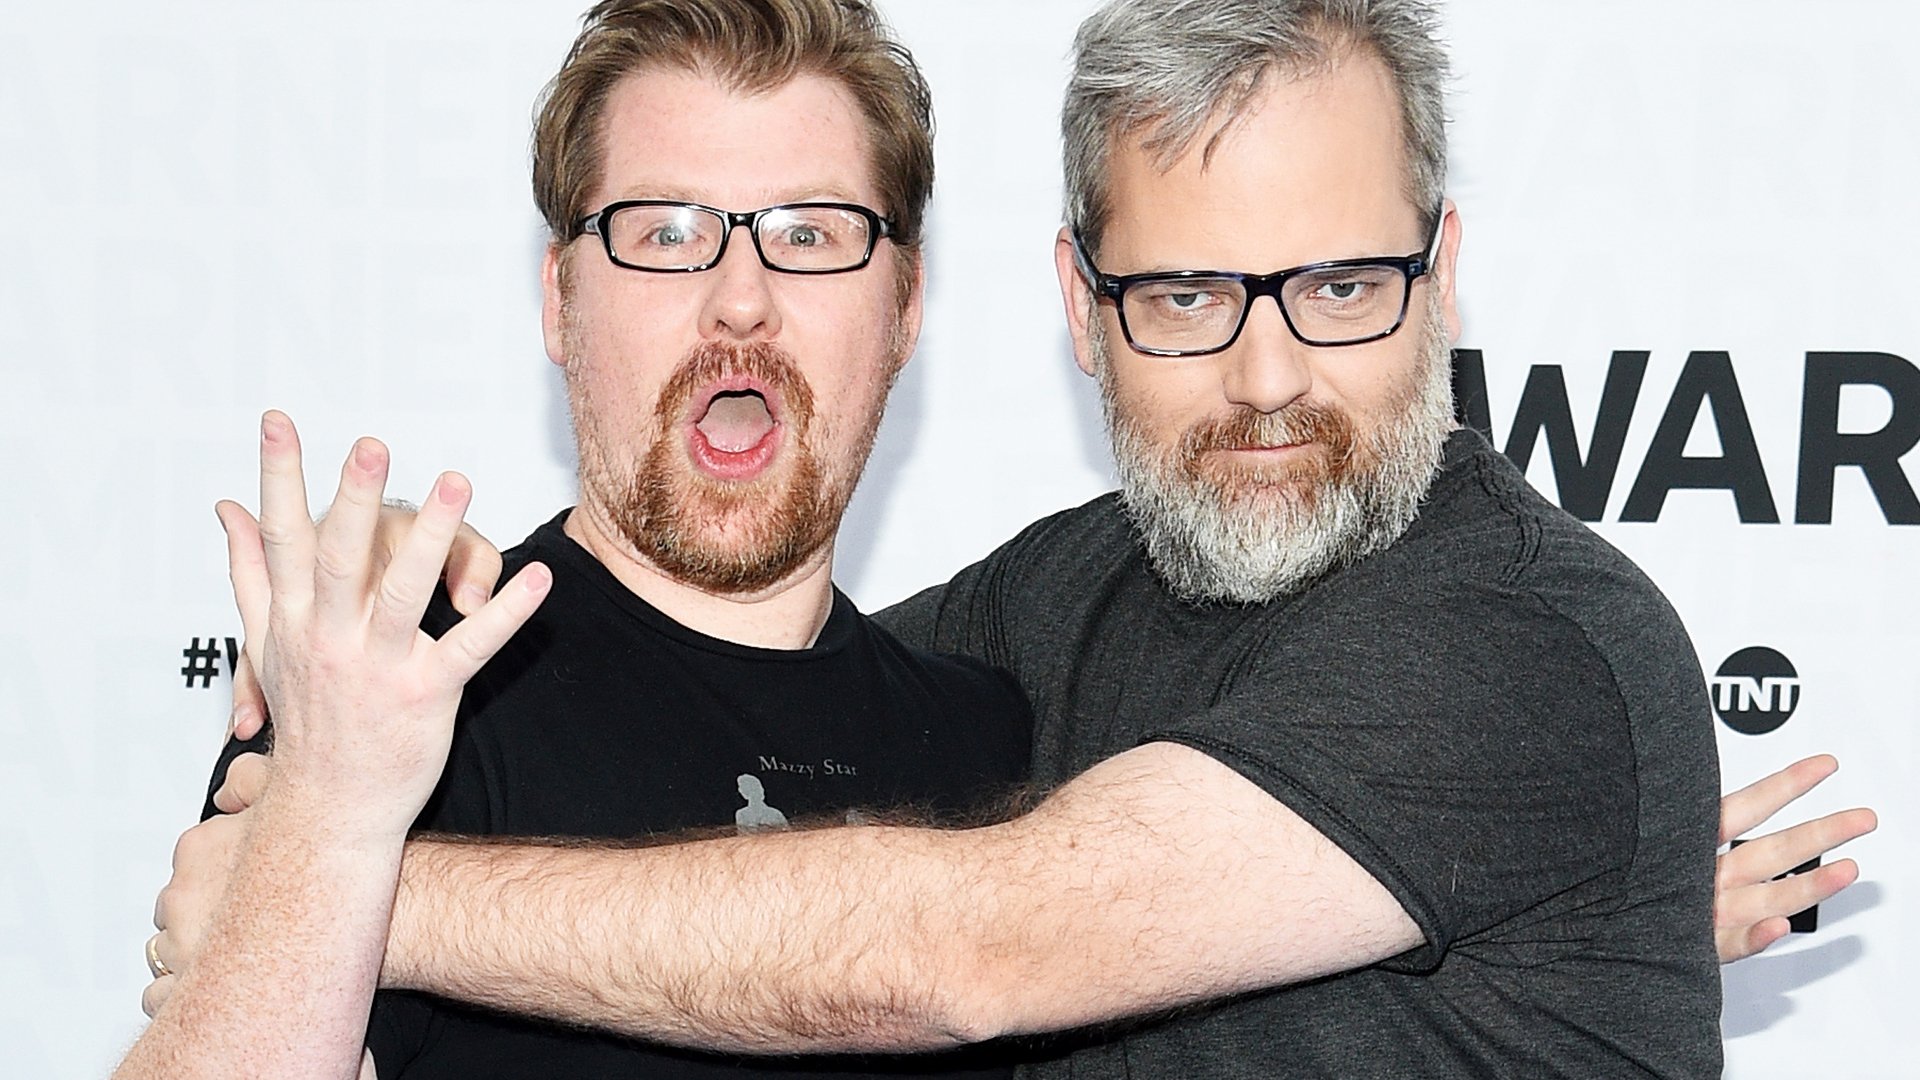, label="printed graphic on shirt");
[734,753,875,834]
[756,753,862,779]
[734,773,790,832]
